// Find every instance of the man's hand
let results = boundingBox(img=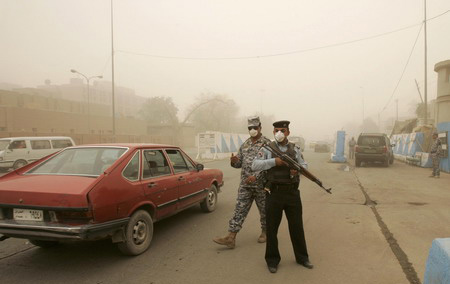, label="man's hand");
[230,153,239,163]
[245,175,256,184]
[275,157,289,167]
[290,169,299,176]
